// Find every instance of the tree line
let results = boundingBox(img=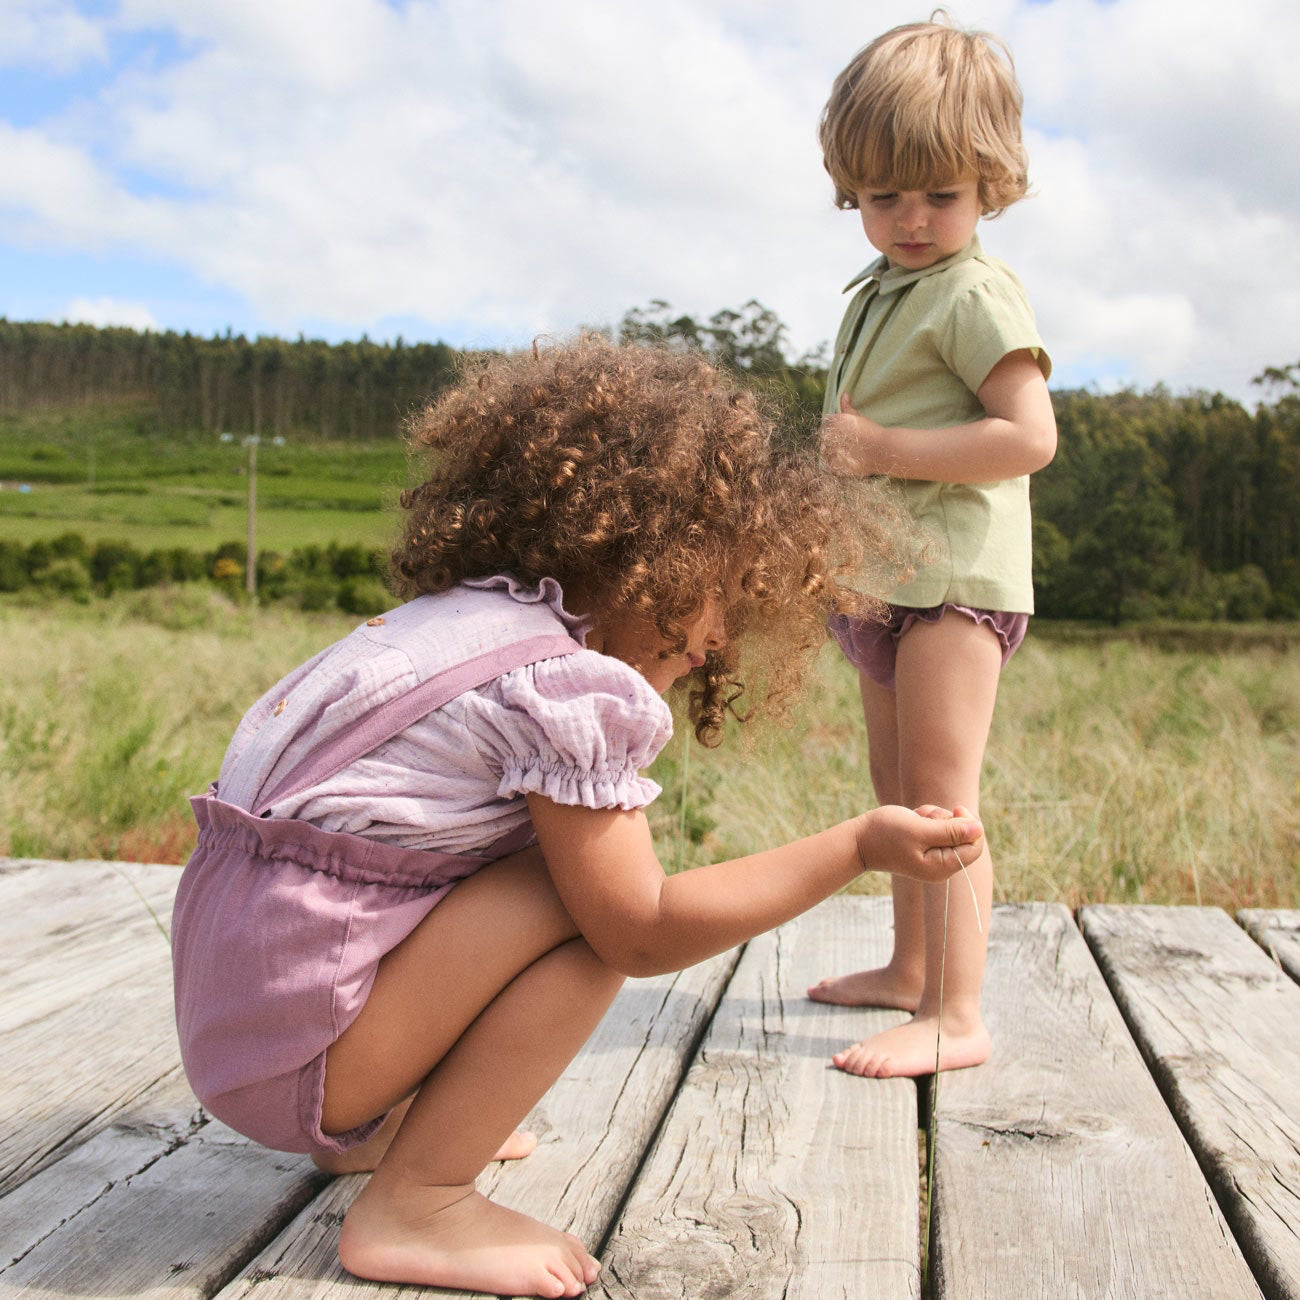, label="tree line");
[2,308,1298,622]
[0,318,458,440]
[616,301,1300,622]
